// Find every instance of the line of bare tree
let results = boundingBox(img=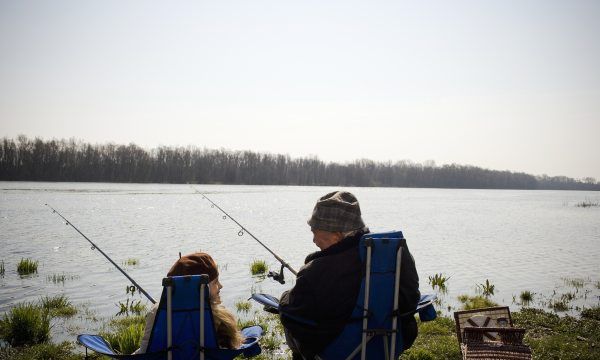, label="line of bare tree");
[1,136,598,190]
